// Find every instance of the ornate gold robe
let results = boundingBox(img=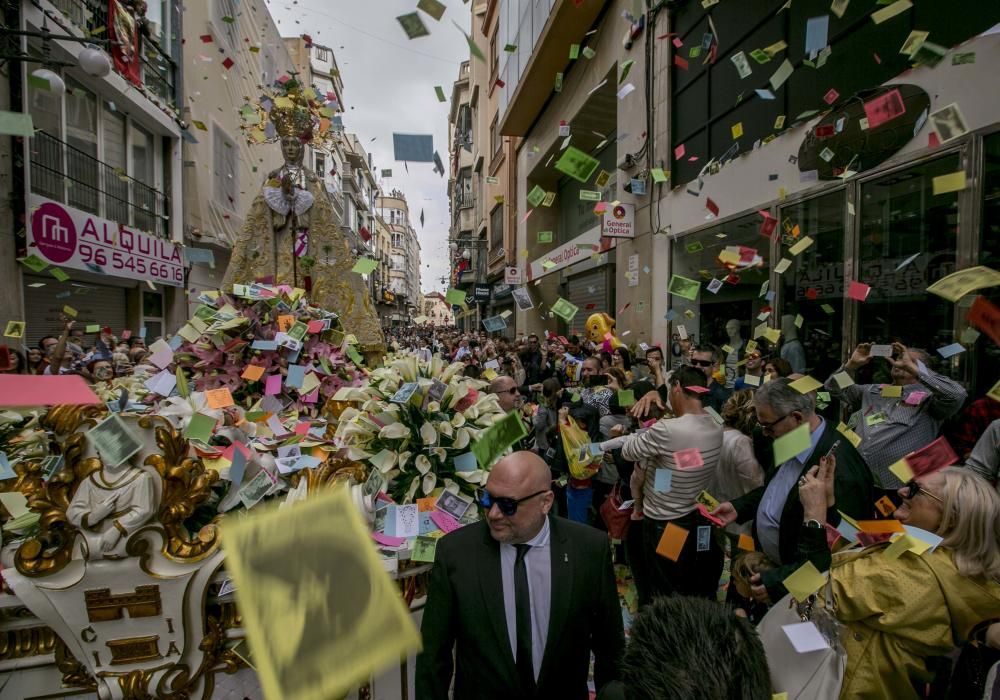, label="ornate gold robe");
[222,169,384,355]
